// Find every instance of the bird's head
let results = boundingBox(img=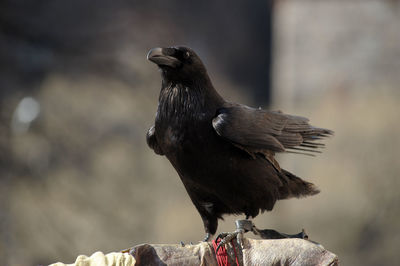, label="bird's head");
[147,46,208,84]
